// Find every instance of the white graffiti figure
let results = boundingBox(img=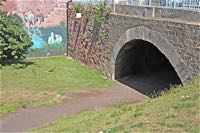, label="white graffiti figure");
[48,32,63,45]
[55,34,63,44]
[25,10,35,29]
[48,32,55,45]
